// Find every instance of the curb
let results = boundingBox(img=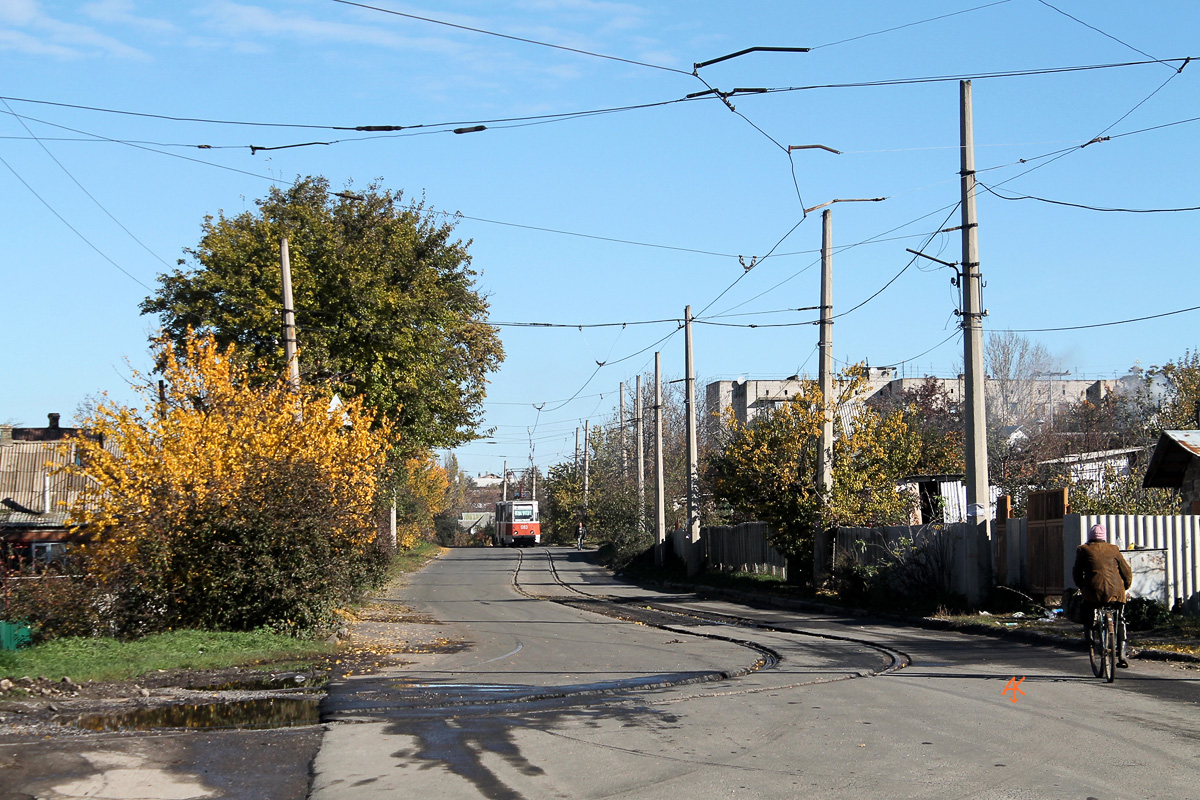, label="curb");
[642,578,1200,664]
